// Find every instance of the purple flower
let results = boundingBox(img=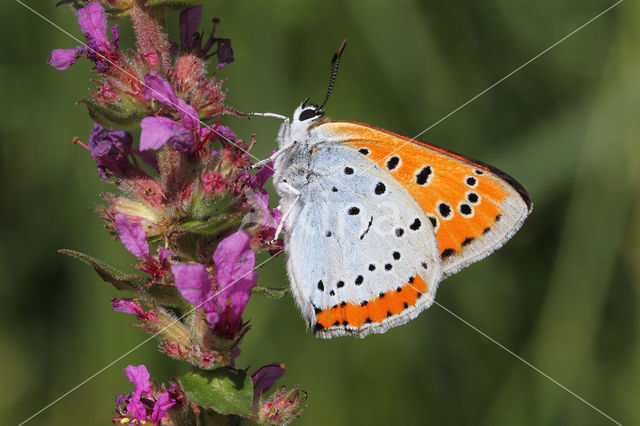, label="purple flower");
[124,364,151,422]
[115,393,128,408]
[213,231,258,333]
[47,46,85,70]
[171,263,219,327]
[202,124,236,145]
[252,363,286,395]
[111,297,158,322]
[180,6,202,50]
[255,156,275,188]
[125,364,152,394]
[158,247,173,264]
[151,391,176,424]
[244,158,281,232]
[47,2,119,72]
[118,365,177,423]
[214,37,234,69]
[178,9,234,69]
[140,72,203,152]
[111,297,141,315]
[115,214,150,258]
[88,123,134,178]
